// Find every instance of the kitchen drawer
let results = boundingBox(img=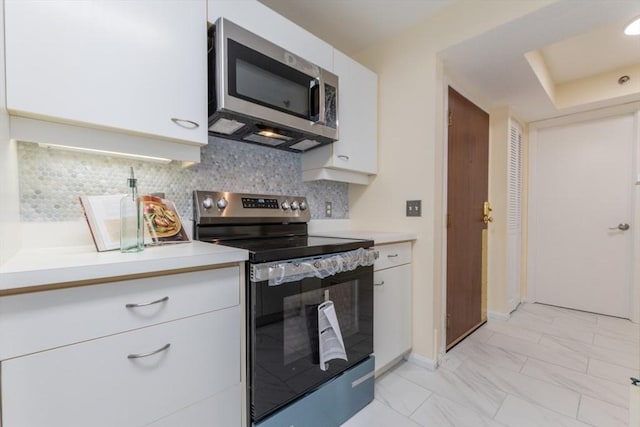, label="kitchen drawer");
[1,307,241,427]
[0,266,240,360]
[374,242,411,271]
[145,384,242,427]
